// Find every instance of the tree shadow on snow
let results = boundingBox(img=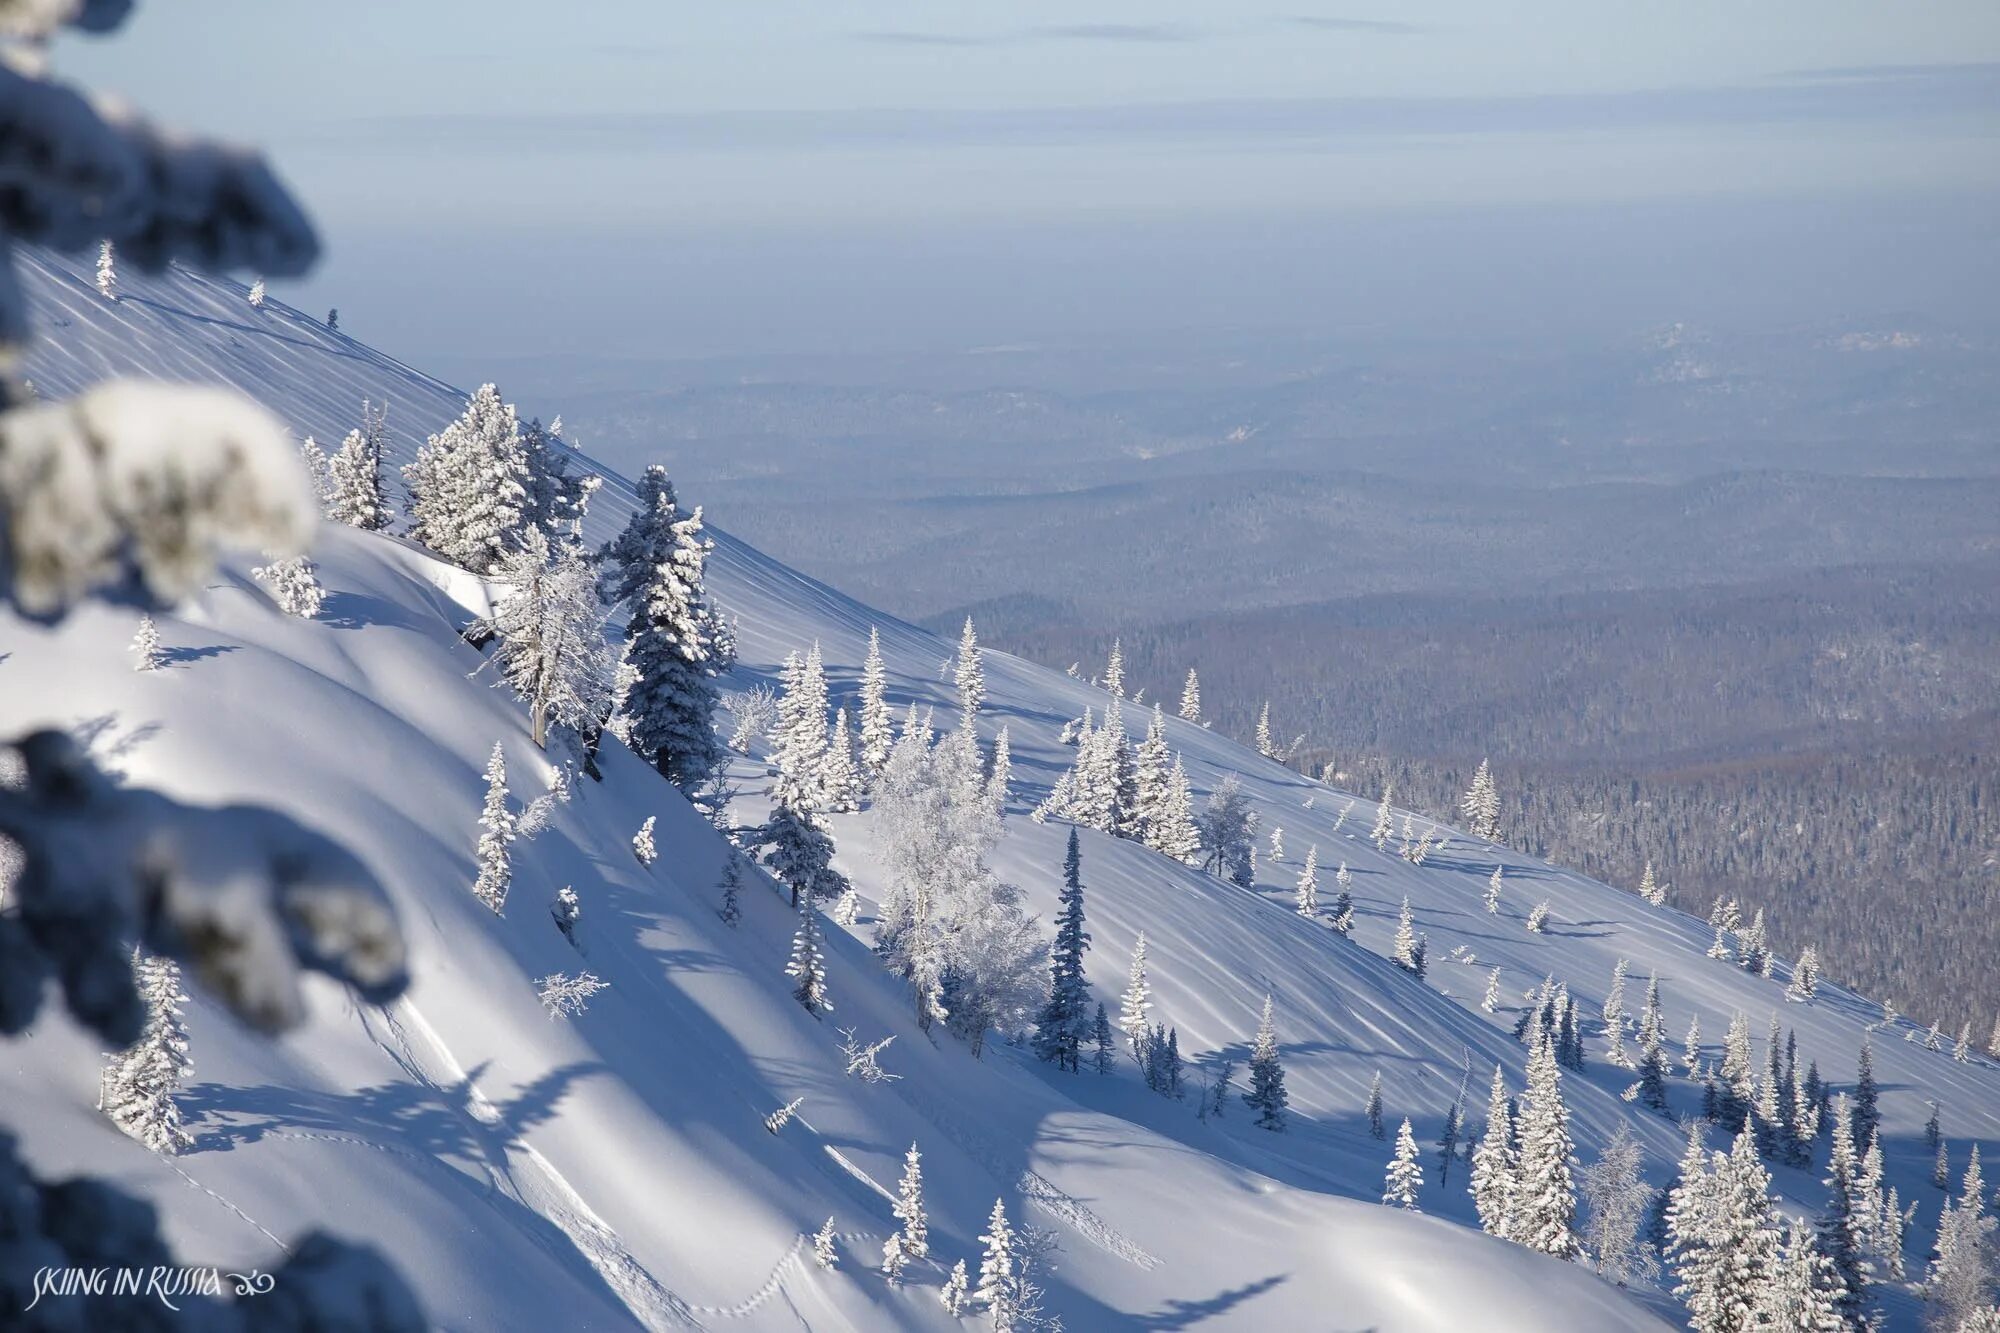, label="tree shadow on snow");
[158,643,237,667]
[1135,1273,1289,1329]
